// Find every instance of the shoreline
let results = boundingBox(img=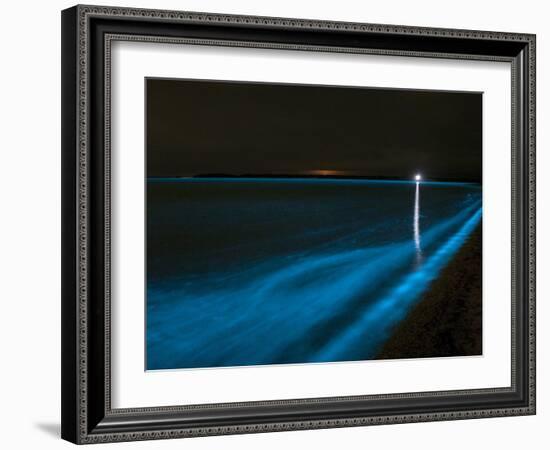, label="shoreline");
[375,223,482,360]
[148,175,482,184]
